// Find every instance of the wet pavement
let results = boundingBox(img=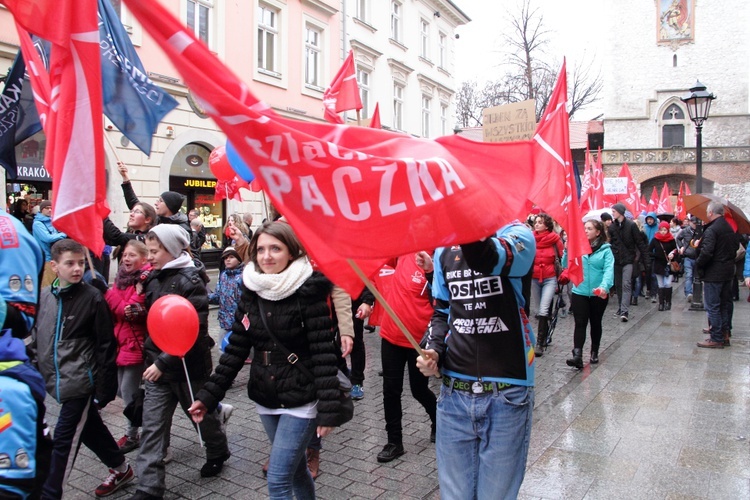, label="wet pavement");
[54,279,749,499]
